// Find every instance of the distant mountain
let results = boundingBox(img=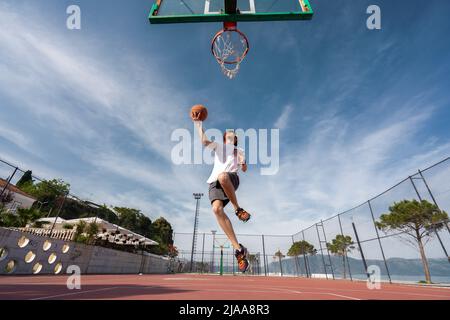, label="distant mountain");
[267,255,450,277]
